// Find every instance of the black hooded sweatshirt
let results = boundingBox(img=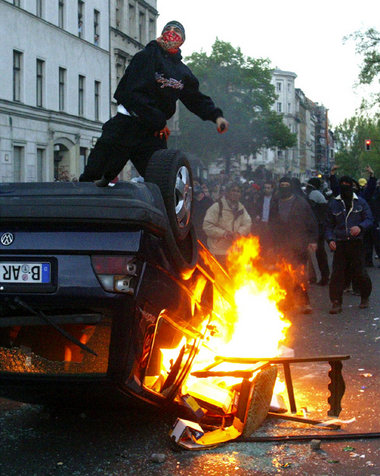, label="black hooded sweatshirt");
[113,41,223,132]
